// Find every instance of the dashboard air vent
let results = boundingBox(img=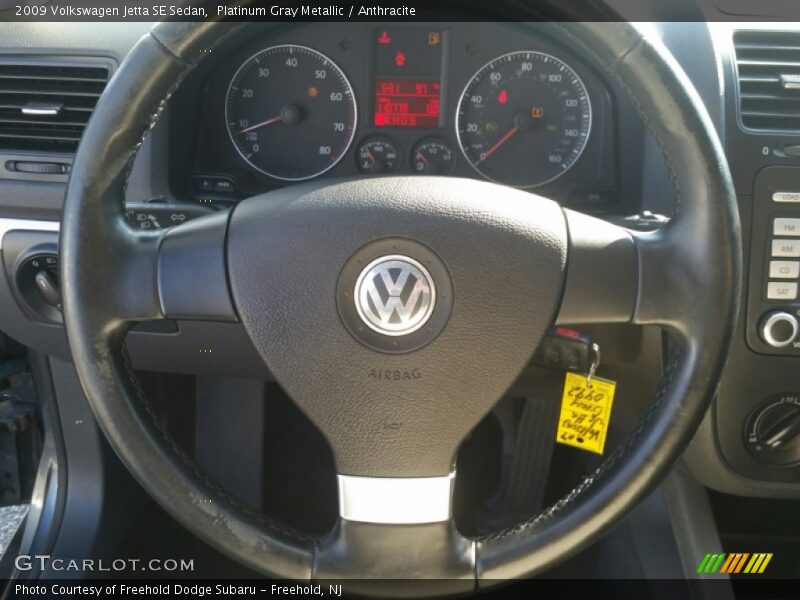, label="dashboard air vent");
[0,59,111,154]
[734,30,800,132]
